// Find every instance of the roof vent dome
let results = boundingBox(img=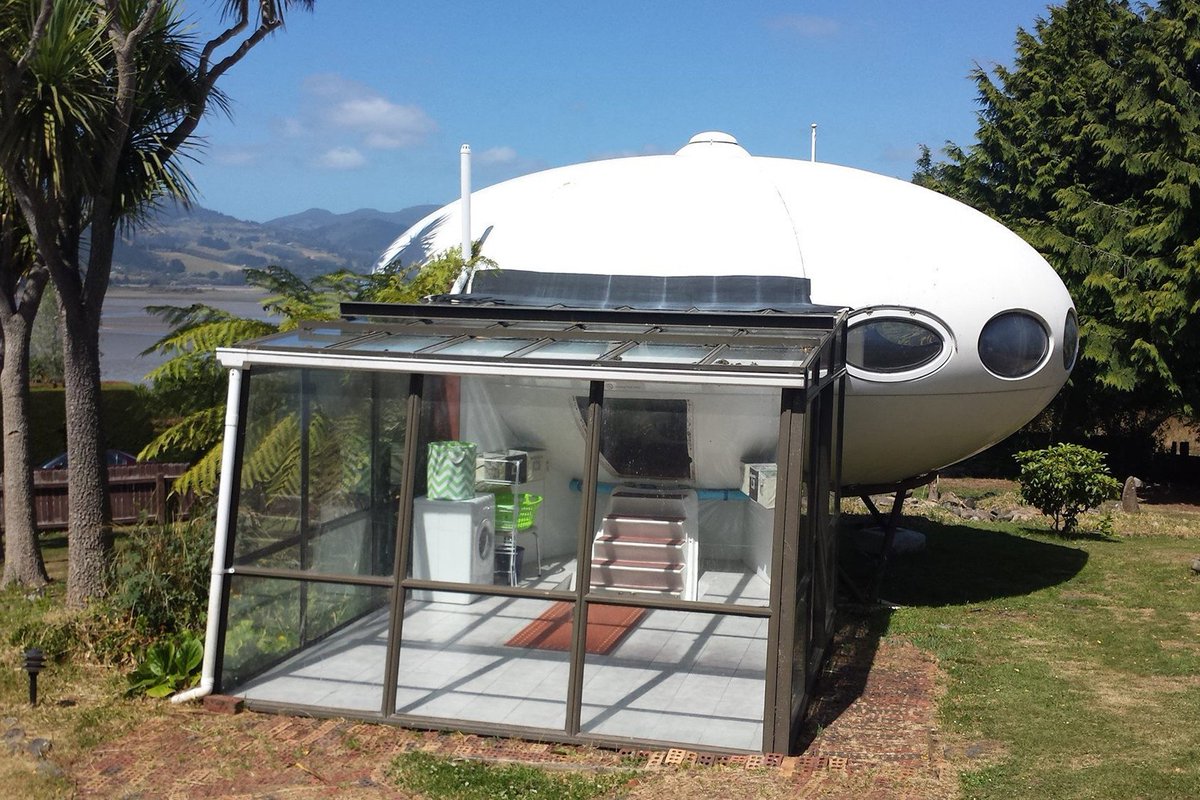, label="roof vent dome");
[676,130,750,158]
